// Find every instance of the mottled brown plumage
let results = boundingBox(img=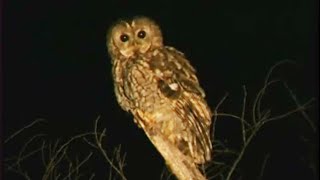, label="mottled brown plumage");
[107,17,212,164]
